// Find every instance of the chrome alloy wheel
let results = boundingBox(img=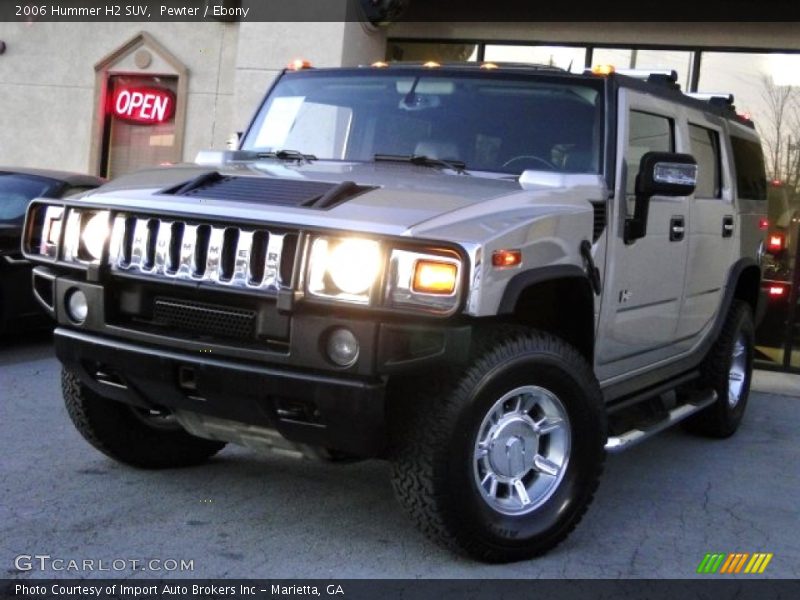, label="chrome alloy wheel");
[473,385,571,515]
[728,333,748,407]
